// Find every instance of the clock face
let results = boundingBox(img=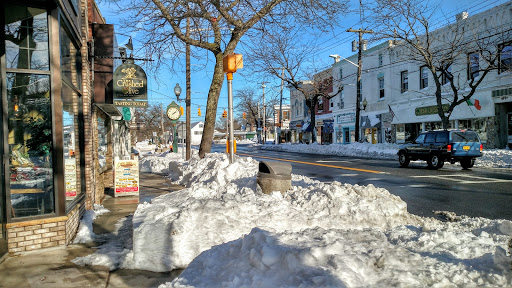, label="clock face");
[167,107,180,120]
